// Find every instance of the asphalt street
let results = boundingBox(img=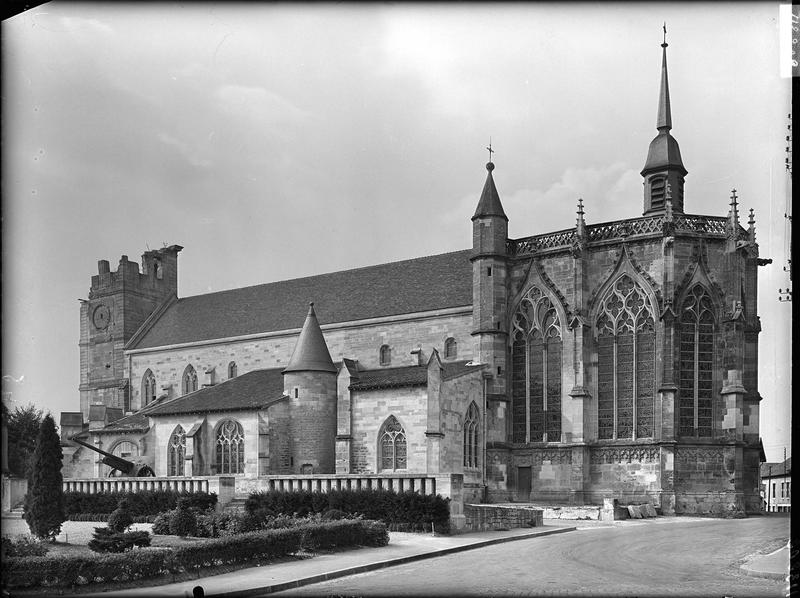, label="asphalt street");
[275,515,790,597]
